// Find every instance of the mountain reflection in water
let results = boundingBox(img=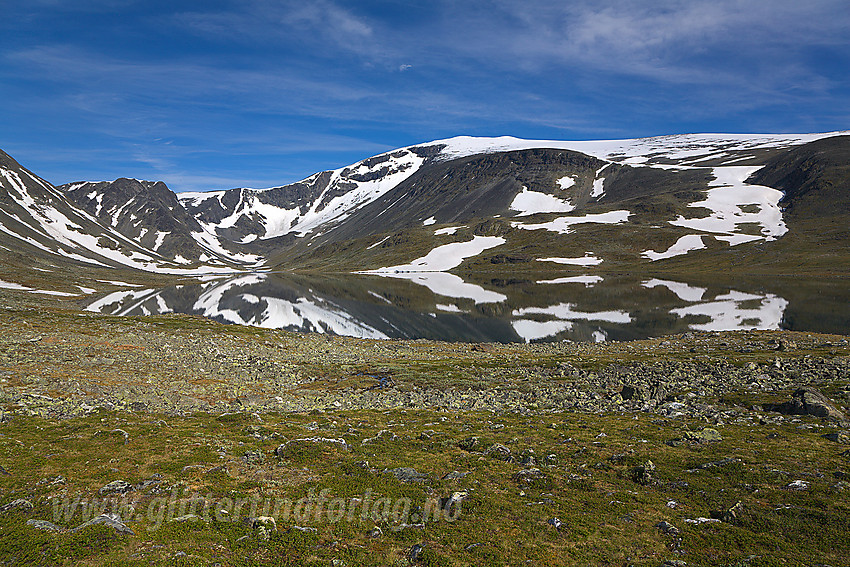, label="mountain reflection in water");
[83,272,847,343]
